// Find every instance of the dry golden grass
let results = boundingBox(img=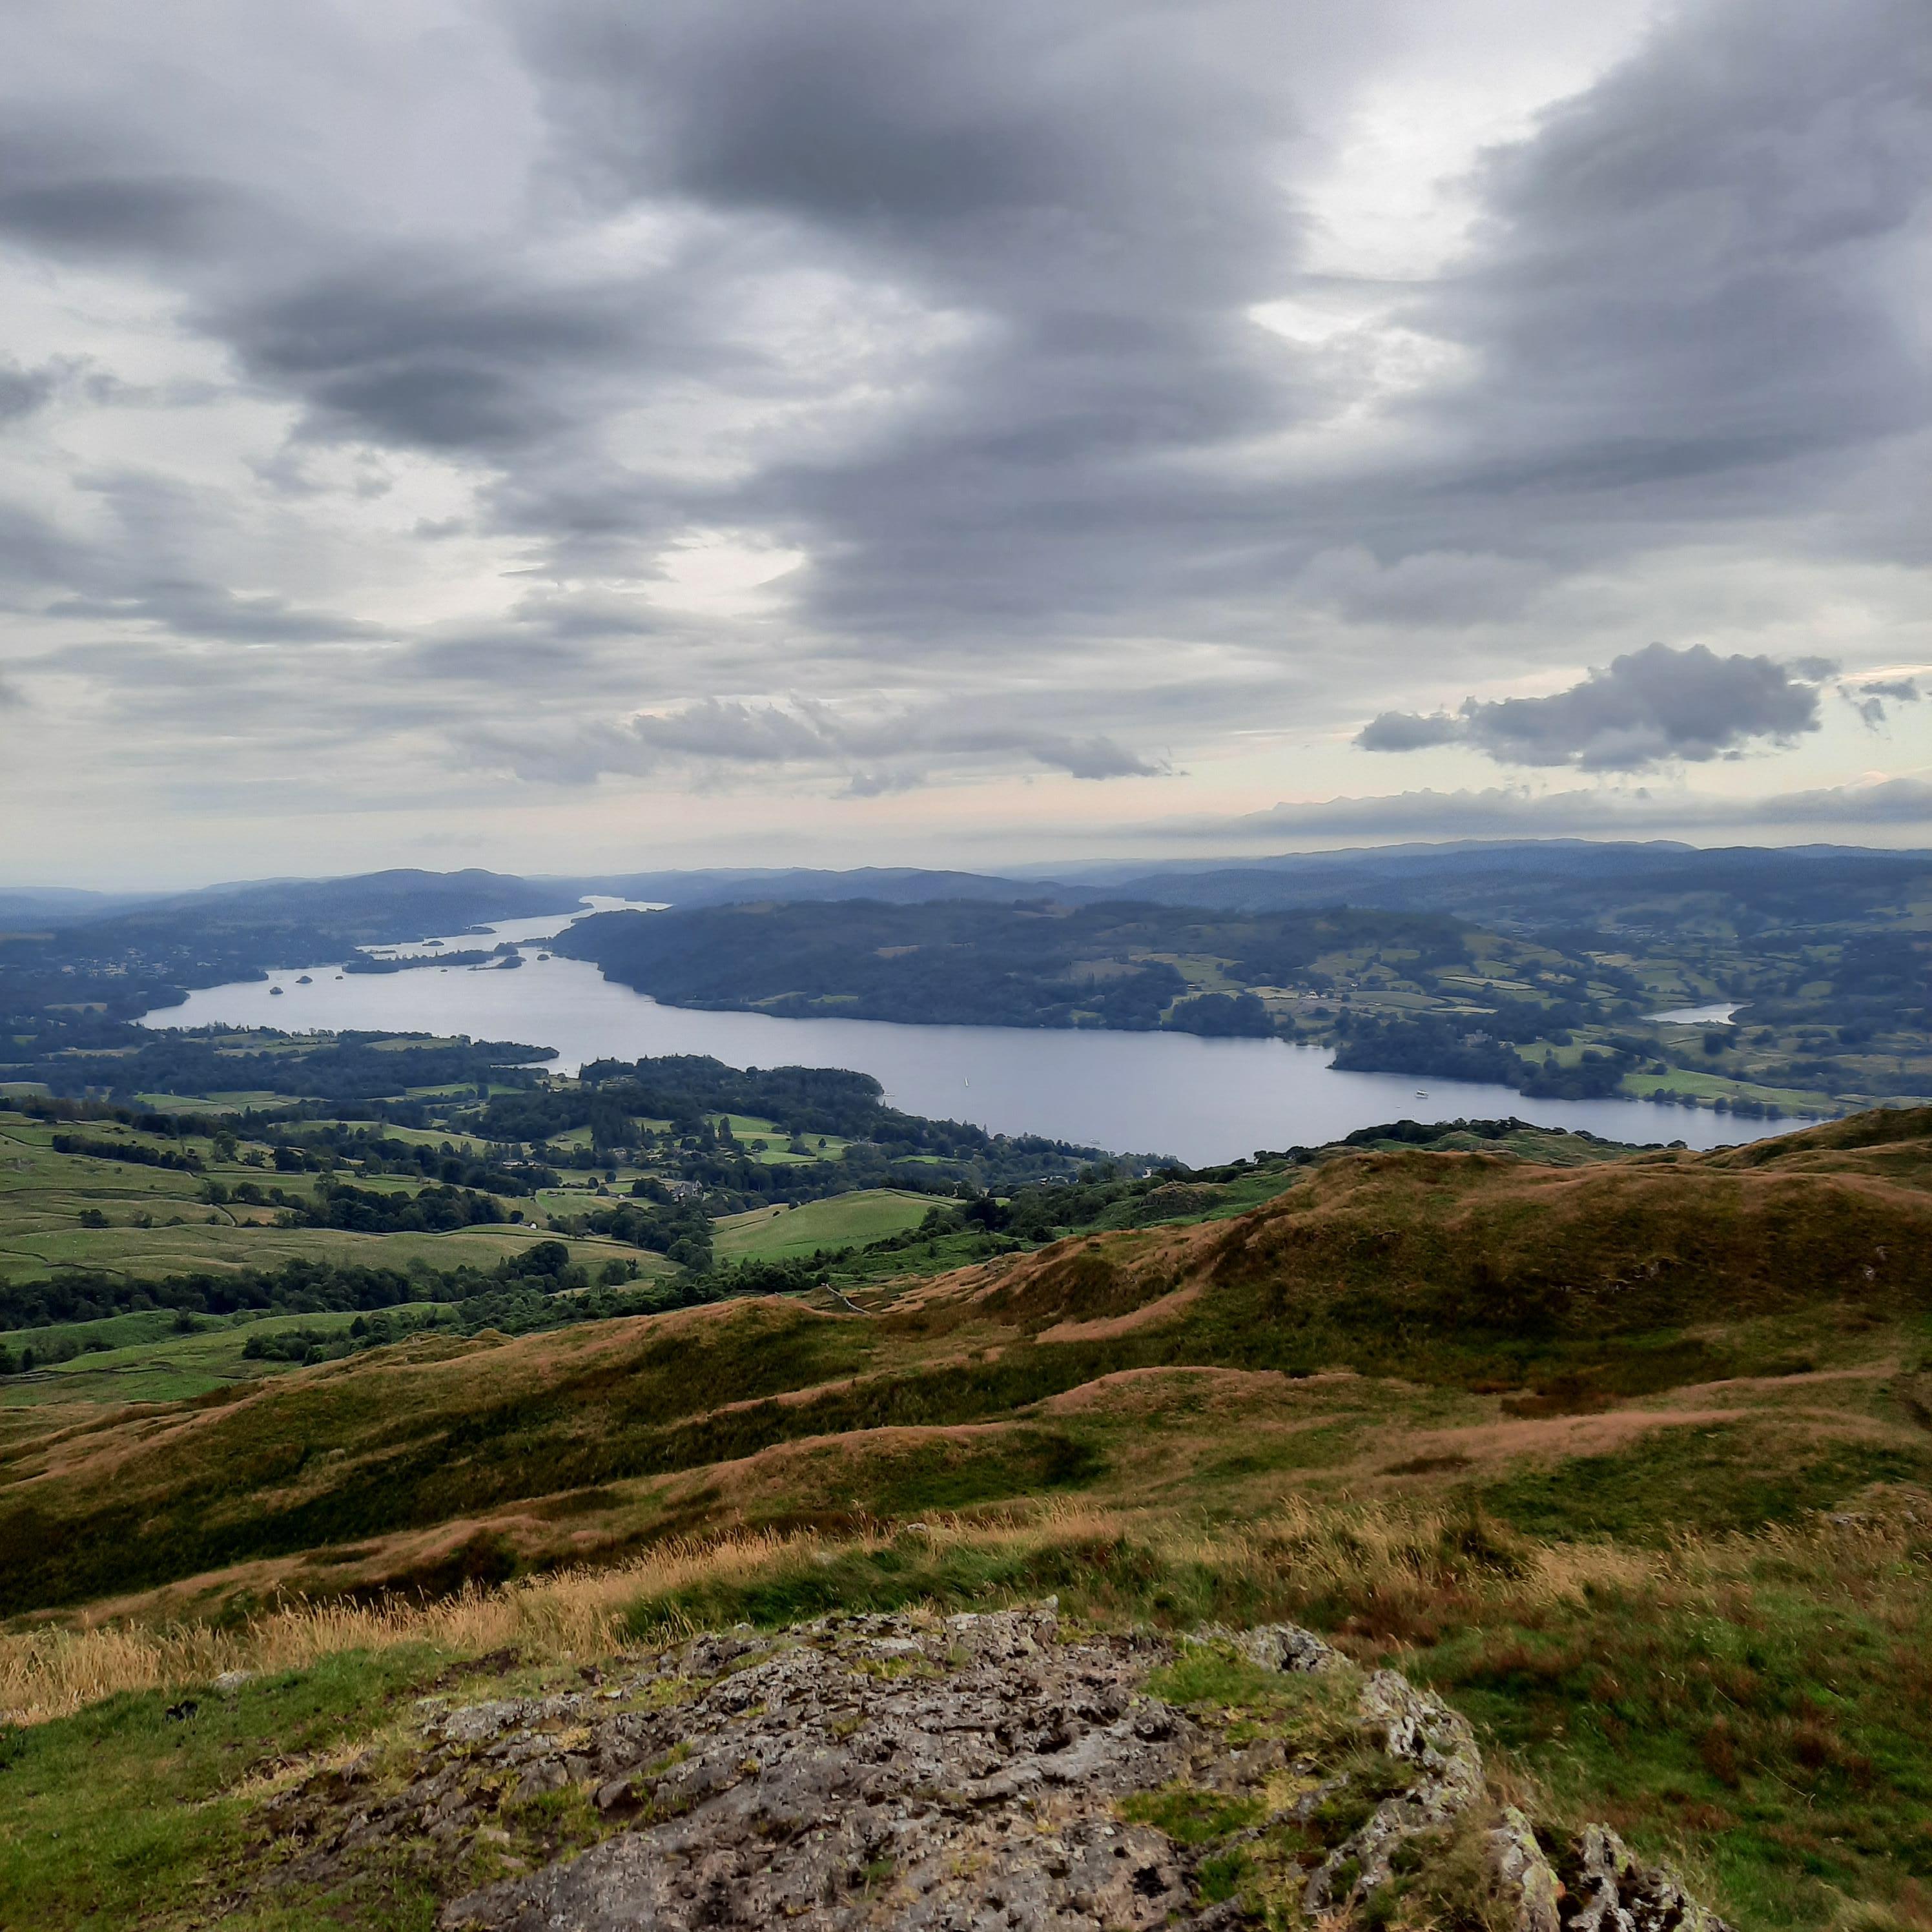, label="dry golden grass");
[0,1526,825,1725]
[4,1477,1923,1736]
